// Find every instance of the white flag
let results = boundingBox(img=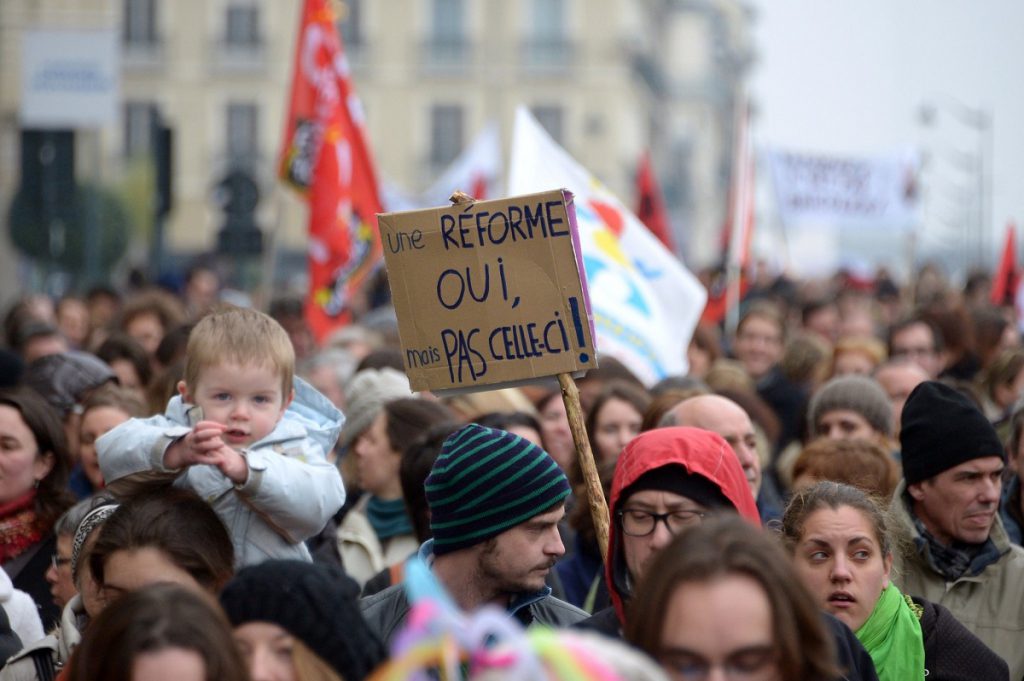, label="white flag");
[508,107,707,385]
